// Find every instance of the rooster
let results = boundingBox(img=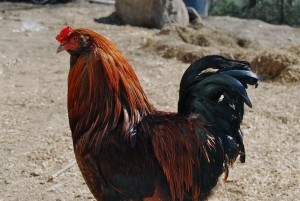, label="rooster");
[56,26,258,201]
